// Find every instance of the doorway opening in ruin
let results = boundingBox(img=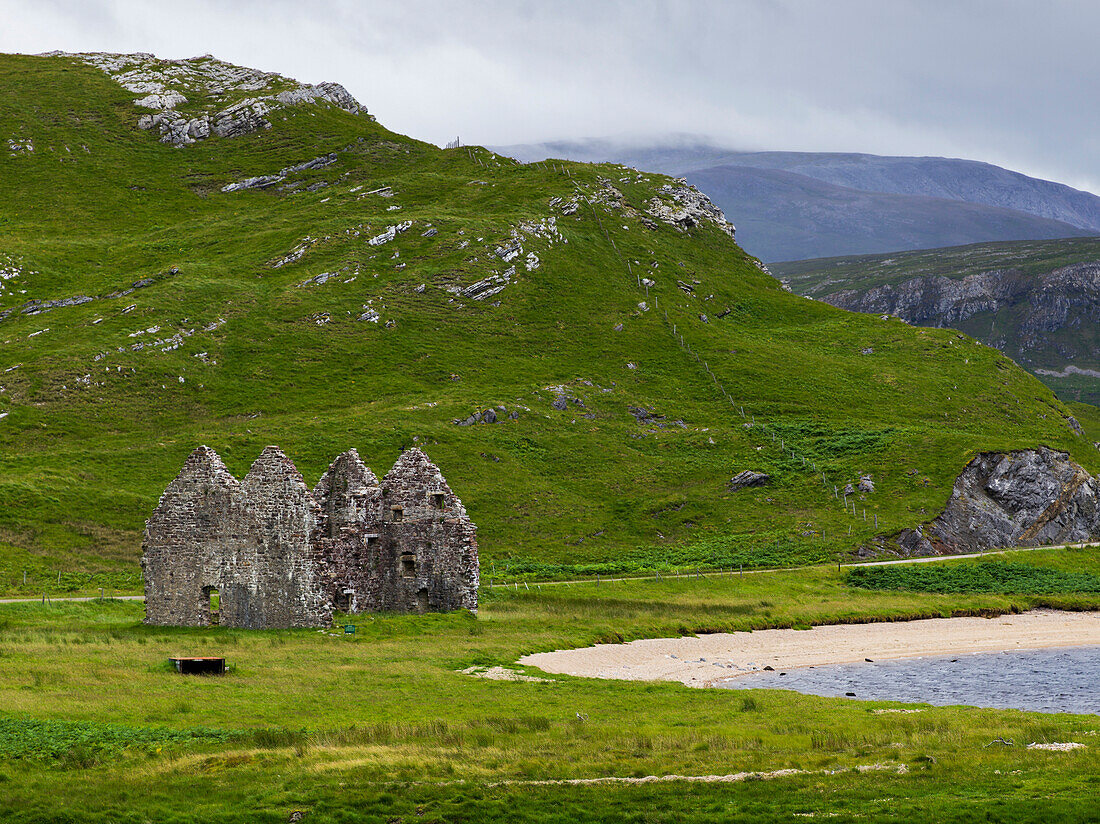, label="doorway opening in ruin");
[335,590,352,613]
[202,586,220,626]
[400,552,416,578]
[430,493,444,510]
[417,588,429,613]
